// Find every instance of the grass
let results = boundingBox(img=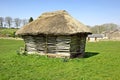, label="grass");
[0,28,18,37]
[0,39,120,80]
